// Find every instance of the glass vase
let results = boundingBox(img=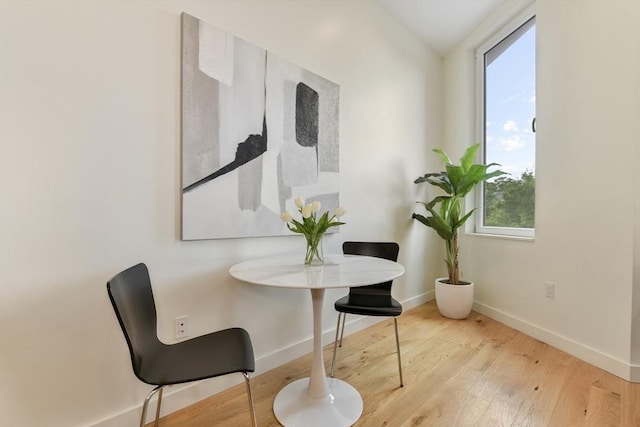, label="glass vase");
[304,233,324,266]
